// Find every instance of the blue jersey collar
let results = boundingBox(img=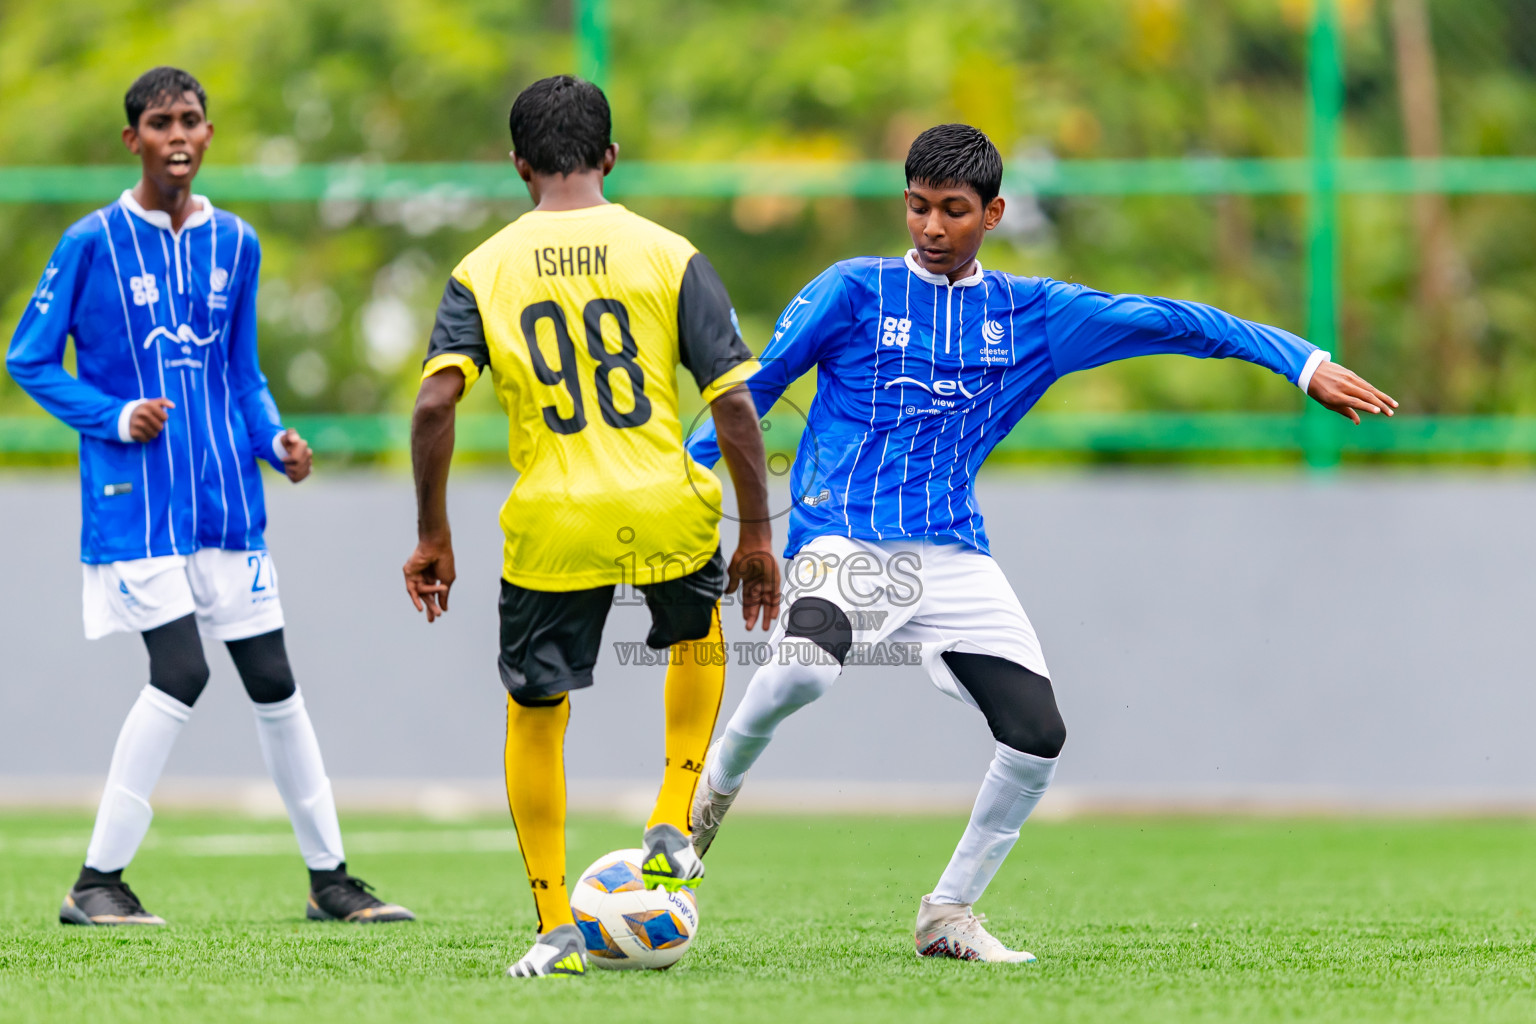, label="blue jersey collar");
[903,249,985,288]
